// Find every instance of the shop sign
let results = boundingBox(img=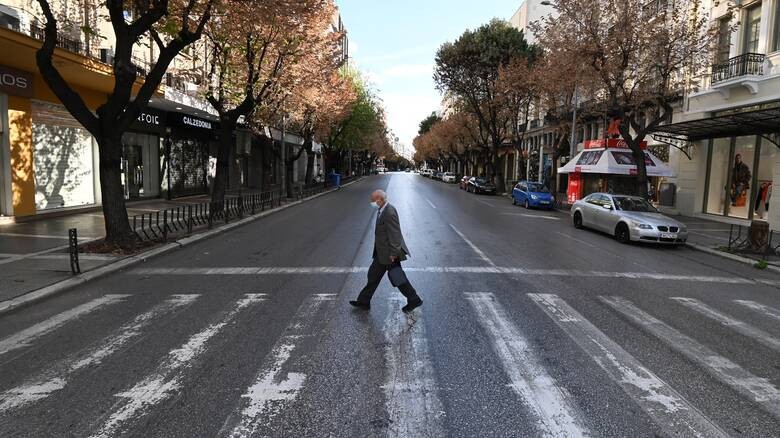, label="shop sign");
[583,138,647,150]
[0,65,33,98]
[170,112,216,131]
[130,108,166,135]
